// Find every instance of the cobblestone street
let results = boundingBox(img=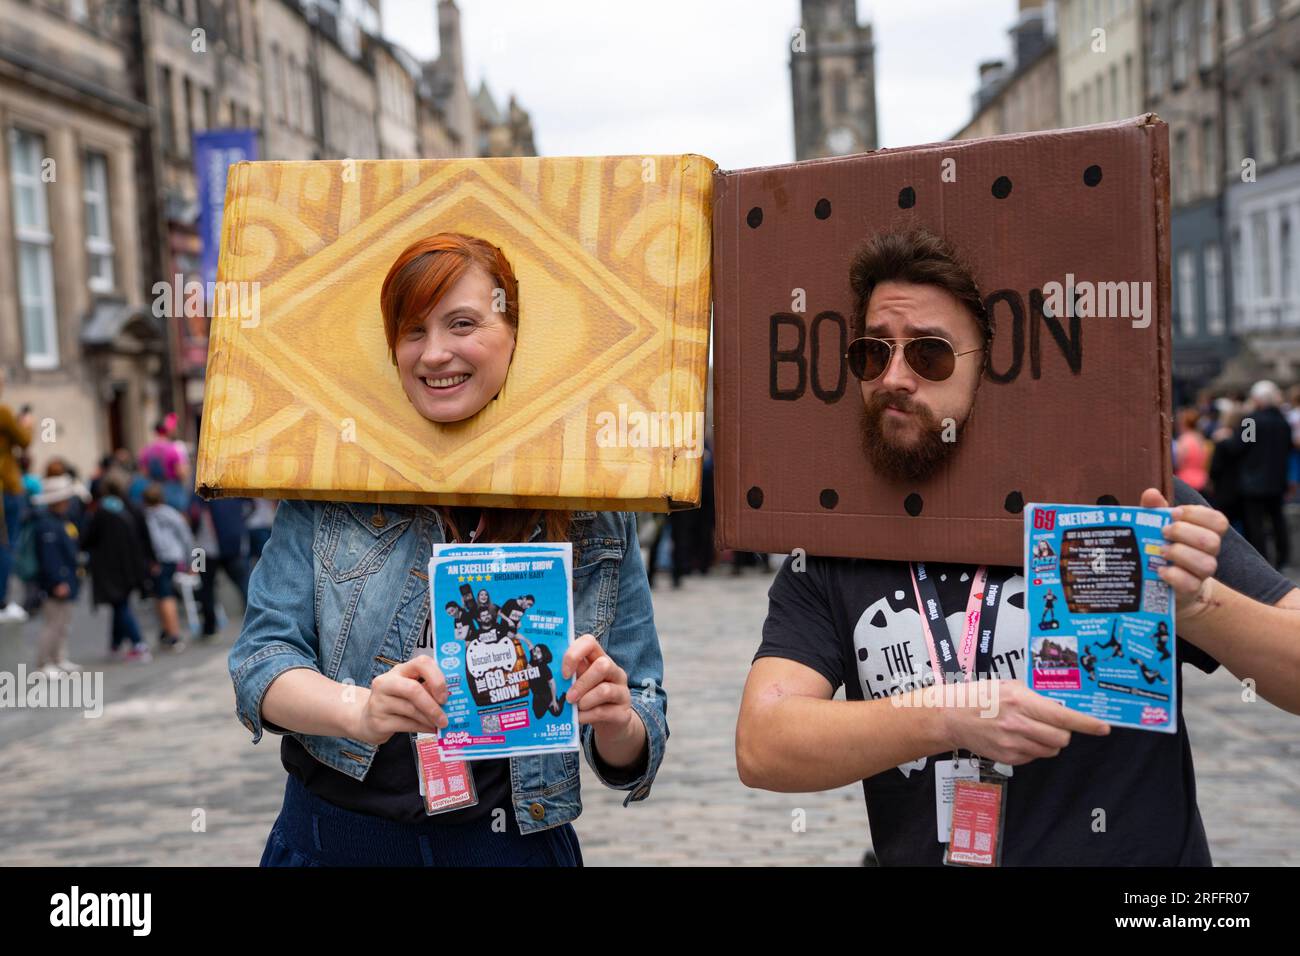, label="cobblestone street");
[0,565,1297,865]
